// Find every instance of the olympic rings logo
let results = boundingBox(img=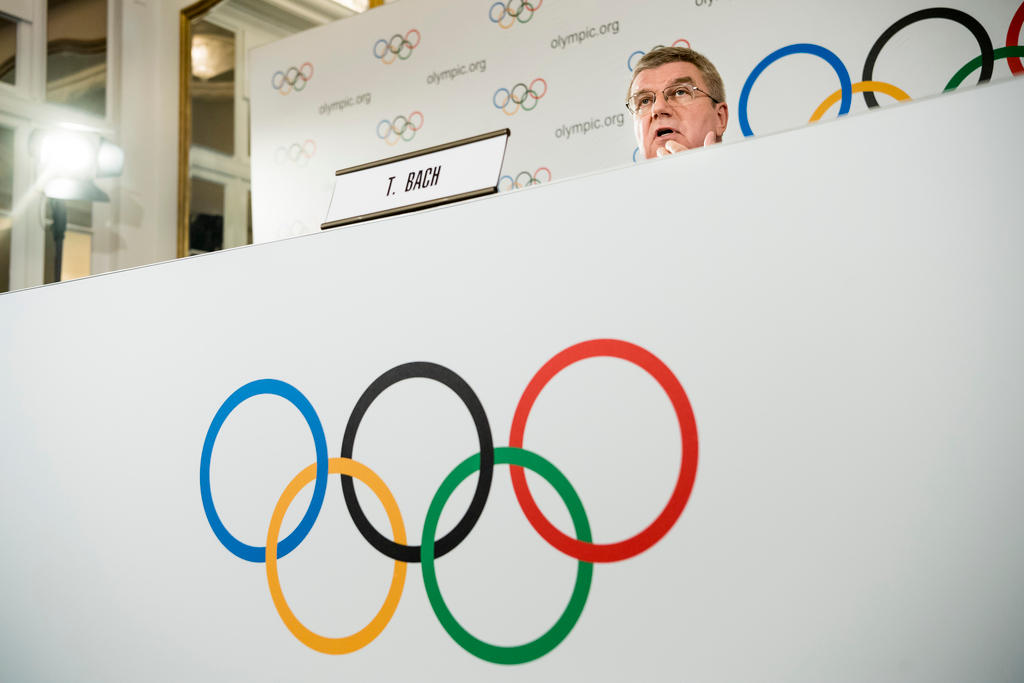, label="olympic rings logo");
[489,0,542,29]
[372,29,421,63]
[271,62,313,95]
[492,78,547,115]
[627,39,691,72]
[376,111,424,145]
[498,167,551,191]
[199,339,698,664]
[274,139,316,166]
[738,3,1024,136]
